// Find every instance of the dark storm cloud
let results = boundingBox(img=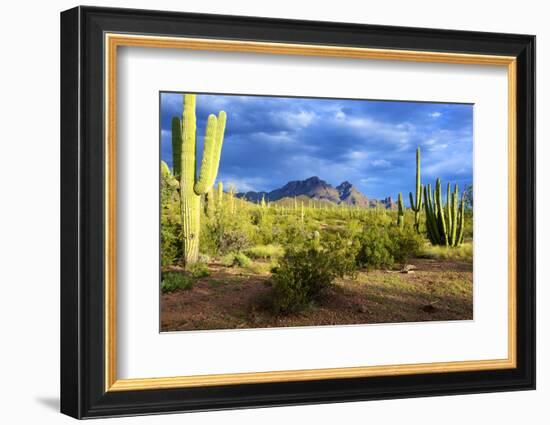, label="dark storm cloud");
[160,92,473,199]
